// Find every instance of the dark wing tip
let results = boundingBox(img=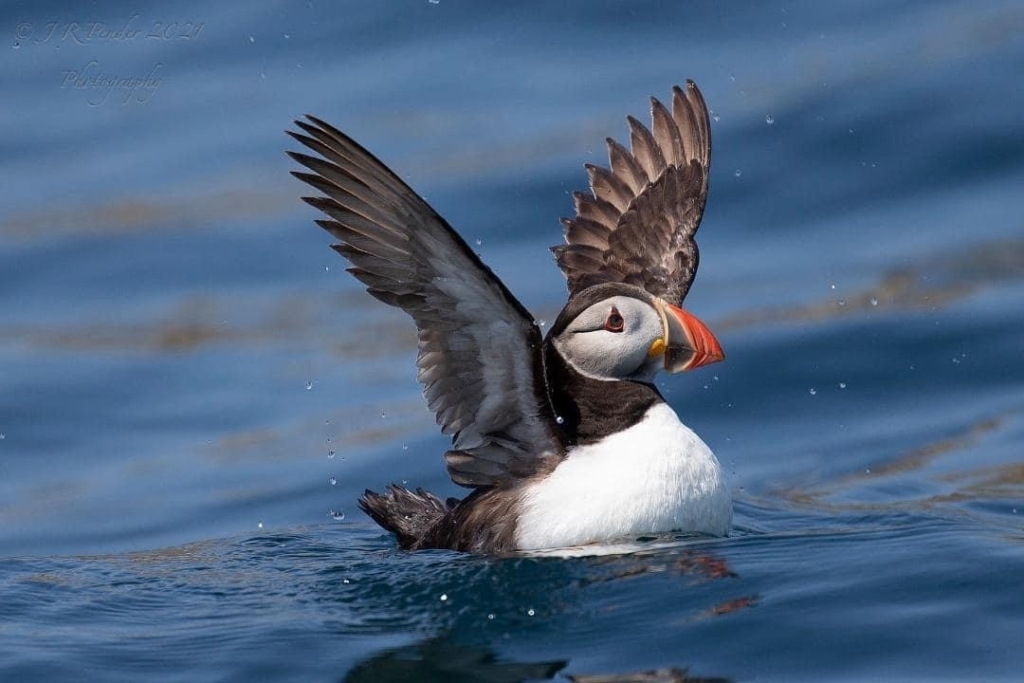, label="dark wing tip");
[285,151,310,167]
